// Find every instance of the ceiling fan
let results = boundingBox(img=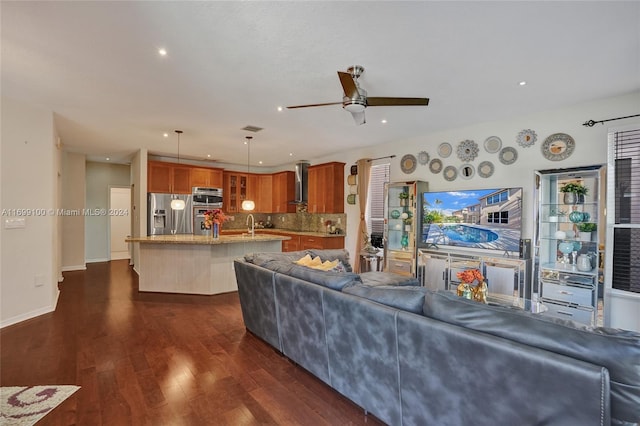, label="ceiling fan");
[287,65,429,125]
